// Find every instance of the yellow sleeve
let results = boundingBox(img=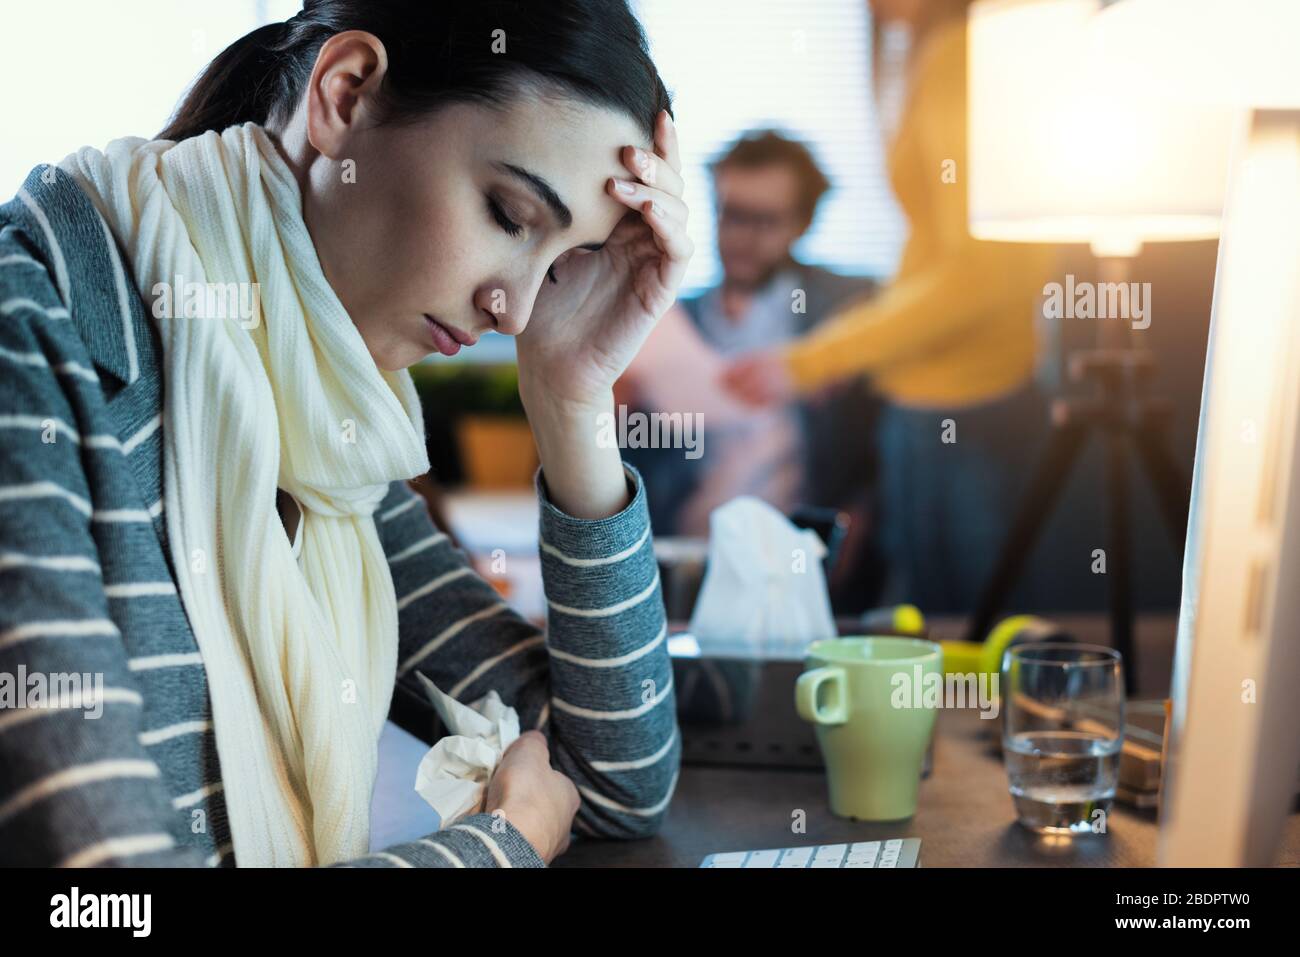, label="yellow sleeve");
[782,21,1031,389]
[783,244,1026,388]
